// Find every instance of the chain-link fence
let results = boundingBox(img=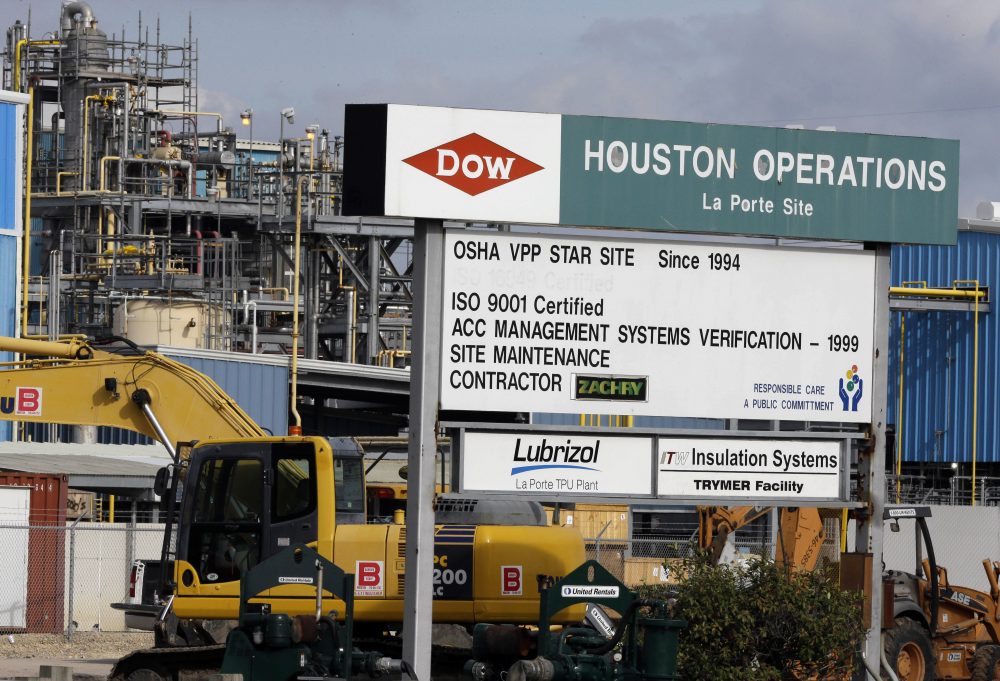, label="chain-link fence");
[0,522,164,635]
[583,512,845,587]
[886,474,1000,506]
